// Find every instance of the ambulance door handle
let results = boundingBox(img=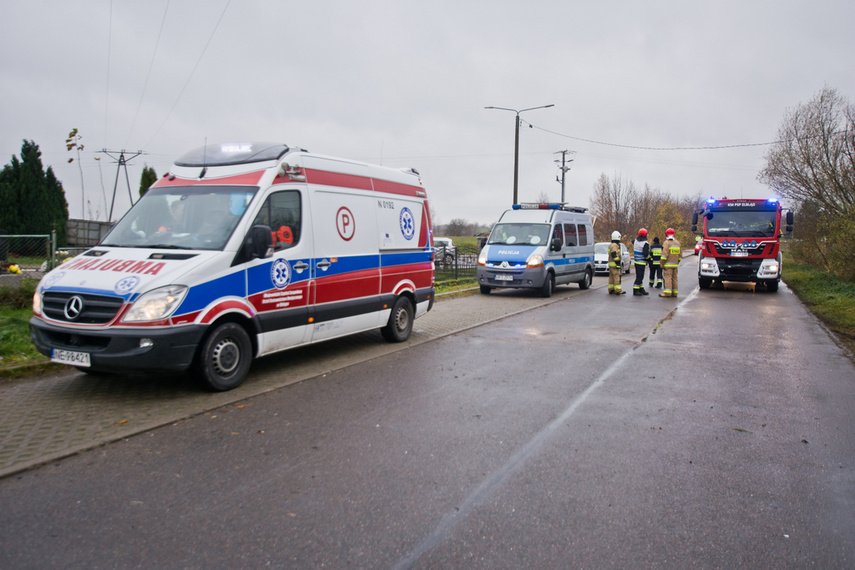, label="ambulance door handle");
[316,260,332,270]
[293,261,309,272]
